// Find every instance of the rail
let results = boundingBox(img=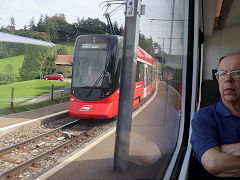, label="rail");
[0,119,112,179]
